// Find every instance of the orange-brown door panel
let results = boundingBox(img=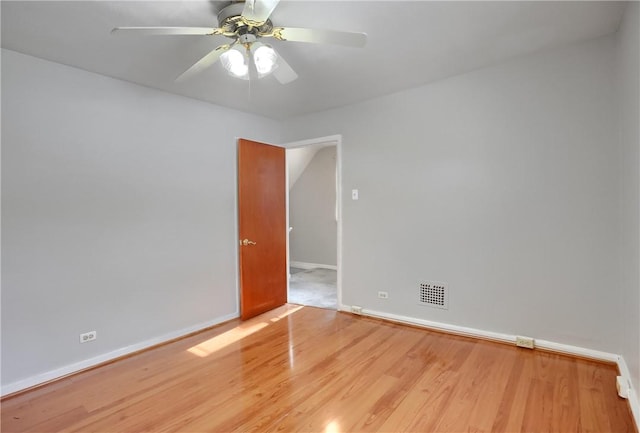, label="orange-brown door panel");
[238,138,287,320]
